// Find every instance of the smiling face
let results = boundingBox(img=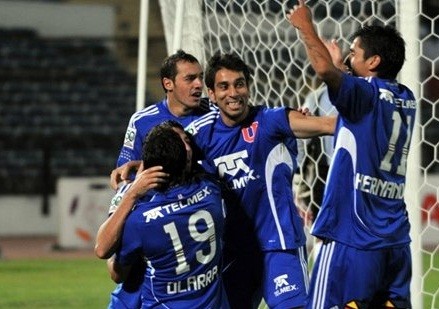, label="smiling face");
[164,60,204,113]
[208,68,250,126]
[346,37,378,78]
